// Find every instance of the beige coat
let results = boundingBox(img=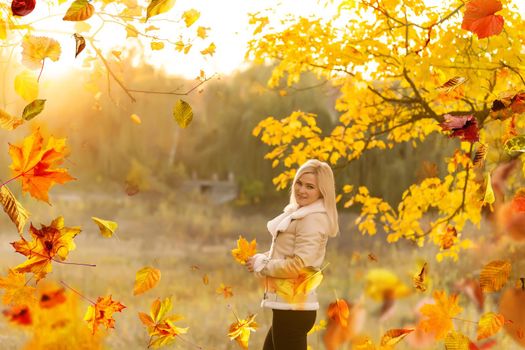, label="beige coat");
[255,211,330,310]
